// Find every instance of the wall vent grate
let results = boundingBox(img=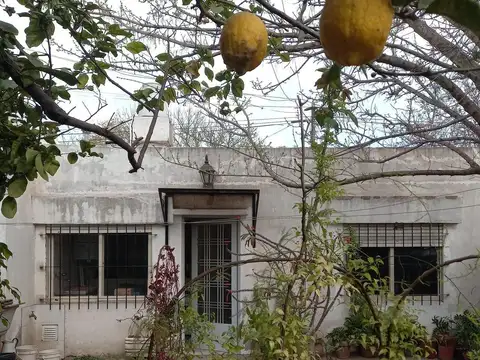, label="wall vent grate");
[41,325,58,342]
